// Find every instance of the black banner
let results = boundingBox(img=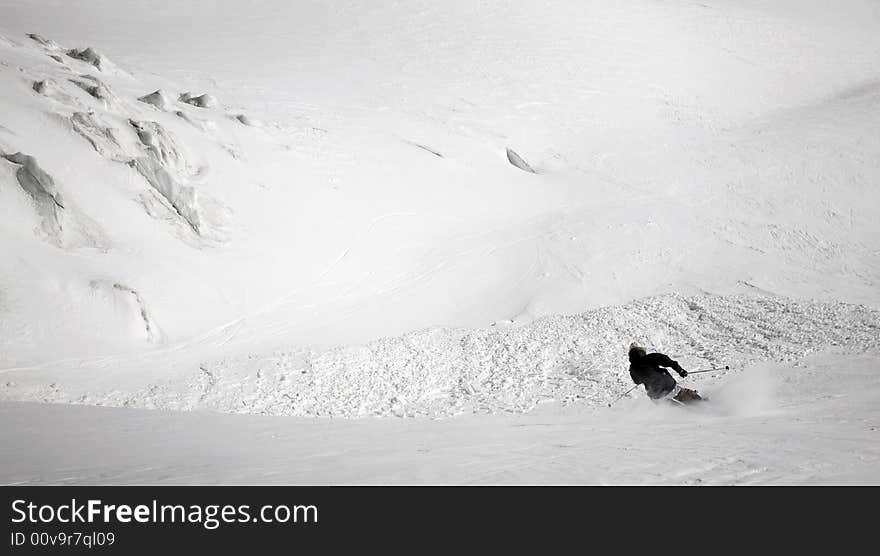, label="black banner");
[1,486,872,553]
